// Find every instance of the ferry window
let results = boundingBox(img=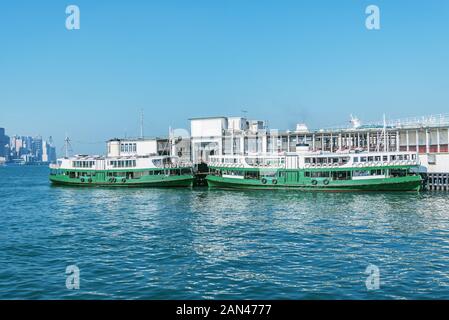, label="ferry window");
[390,155,396,161]
[305,158,311,164]
[353,157,359,163]
[360,157,367,162]
[368,156,374,162]
[332,171,350,180]
[304,172,311,177]
[353,170,369,177]
[404,155,409,160]
[390,169,406,177]
[375,156,381,161]
[412,154,416,160]
[383,156,388,161]
[245,171,259,179]
[398,155,404,160]
[181,168,191,175]
[311,172,330,178]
